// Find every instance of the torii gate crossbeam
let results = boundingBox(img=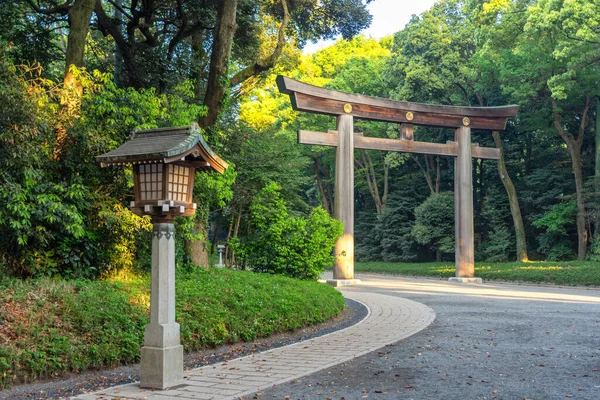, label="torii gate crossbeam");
[277,76,519,285]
